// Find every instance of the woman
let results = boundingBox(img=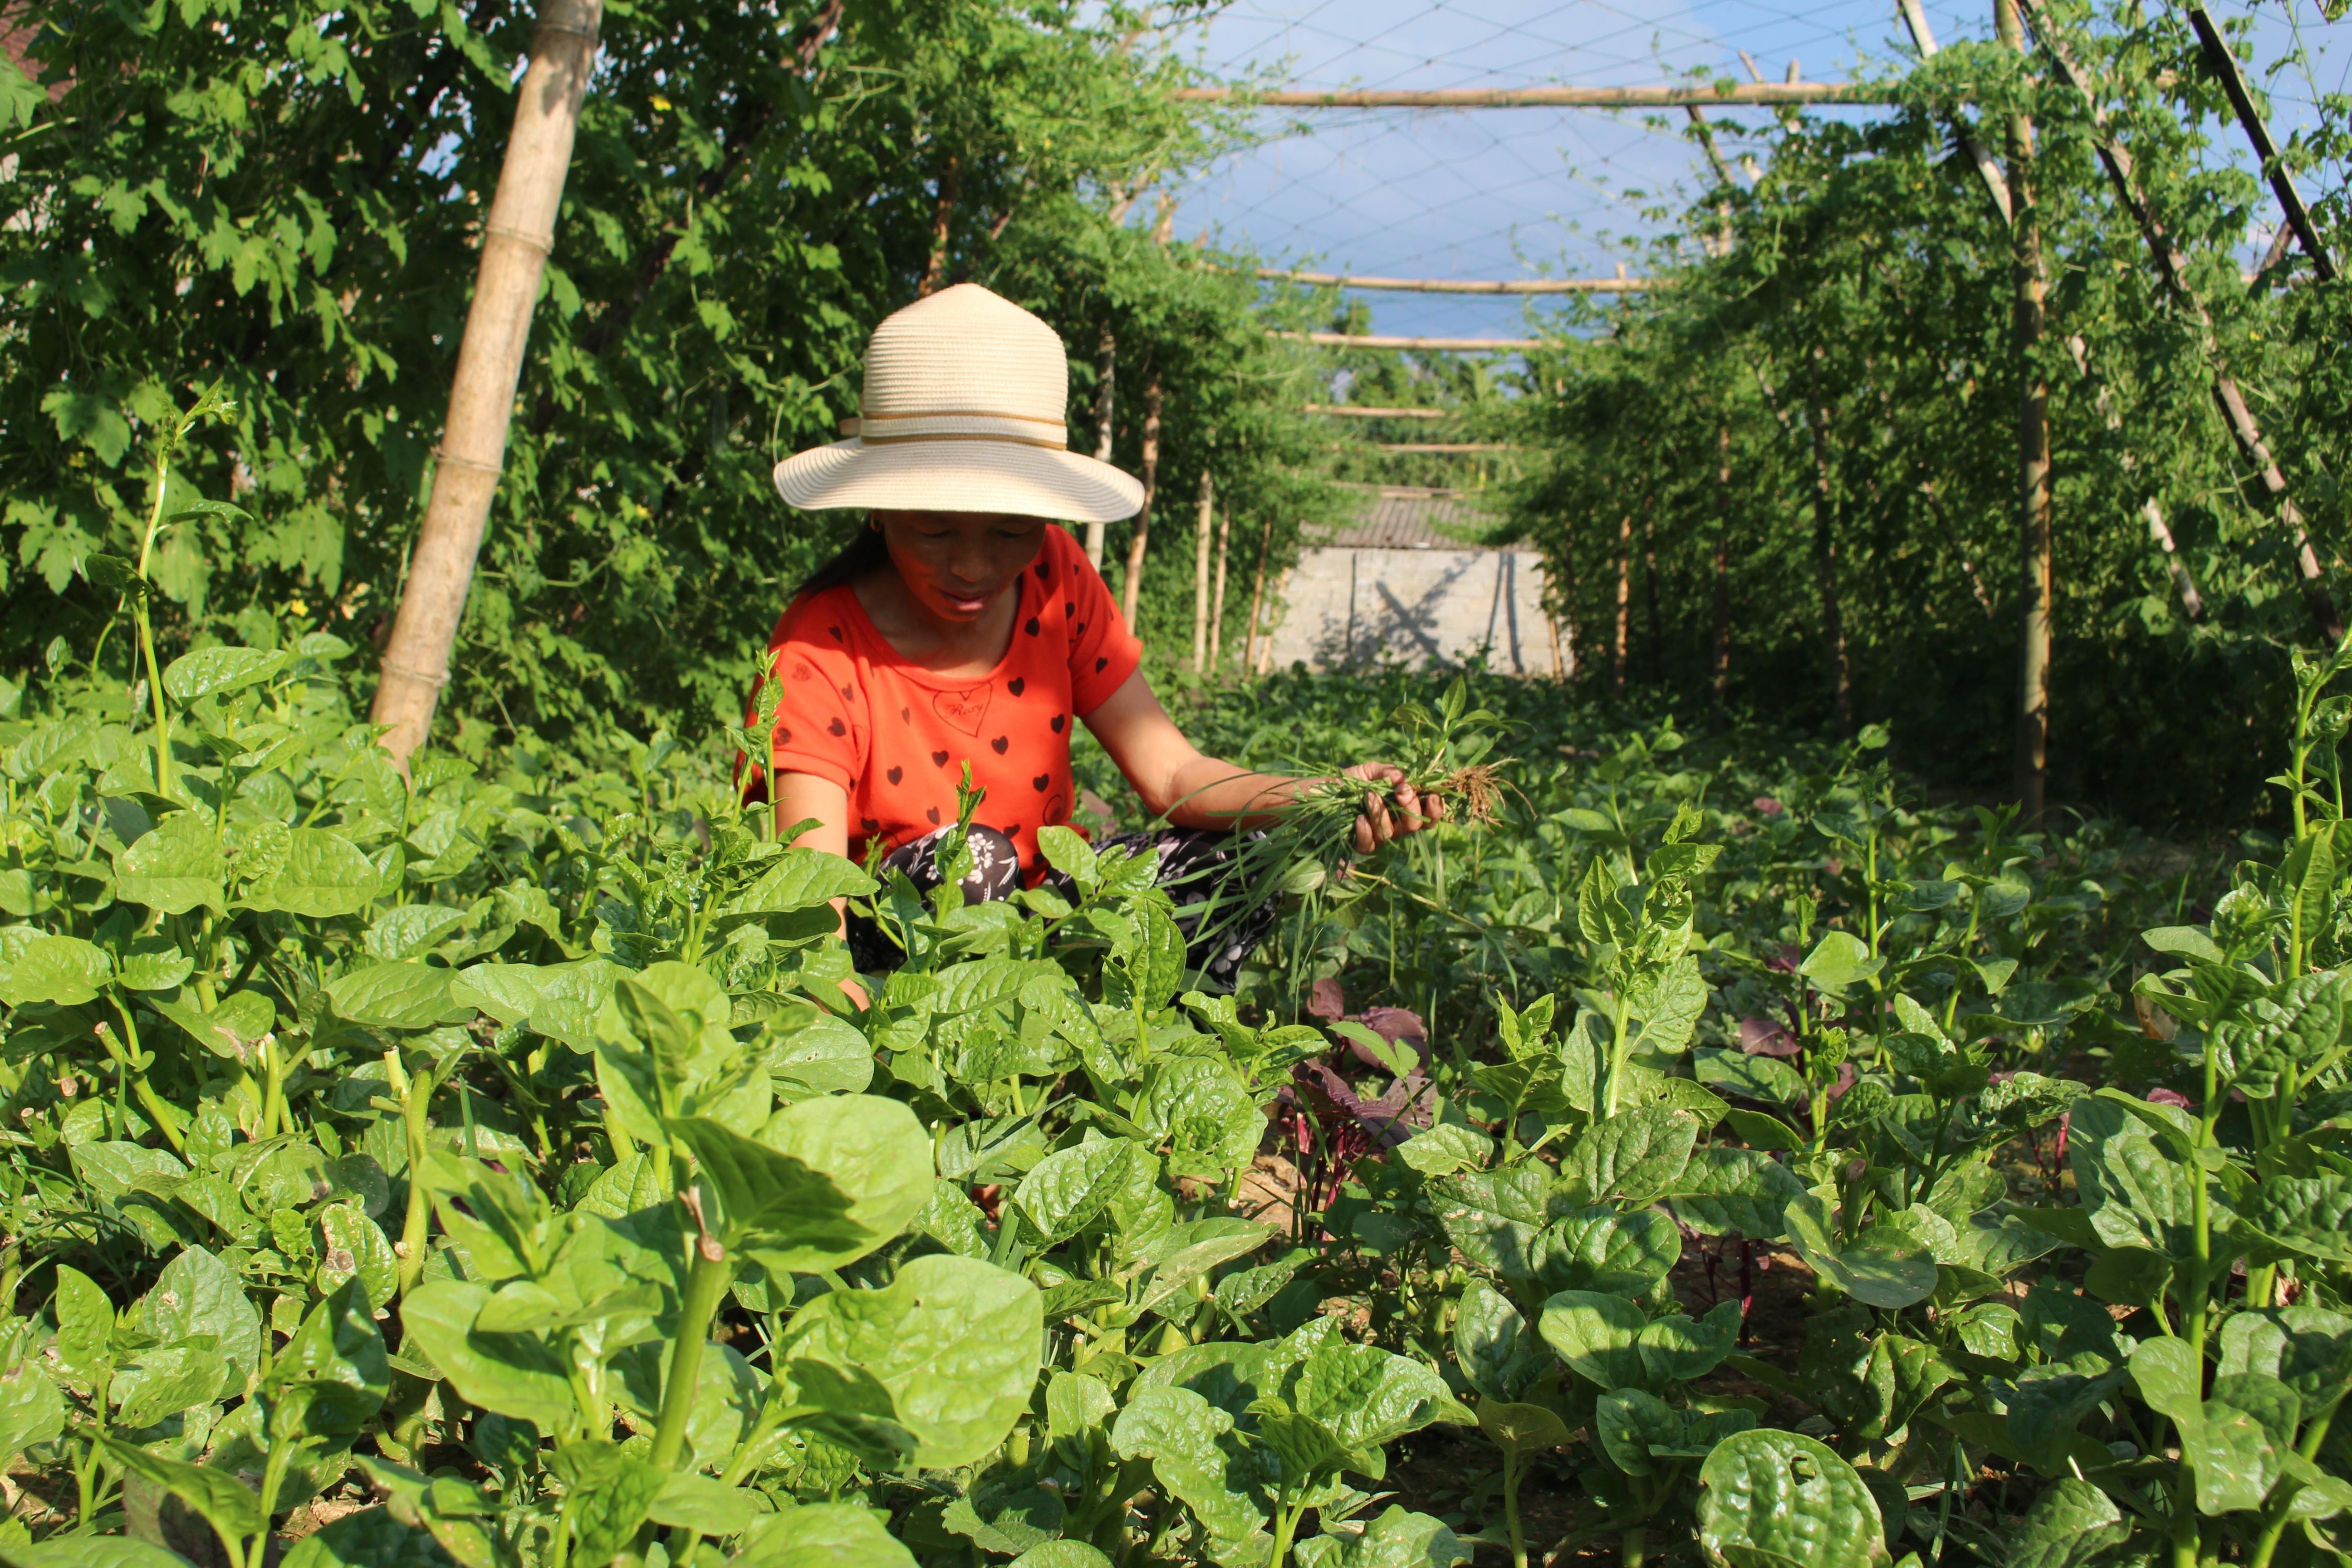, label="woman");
[758,283,1435,985]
